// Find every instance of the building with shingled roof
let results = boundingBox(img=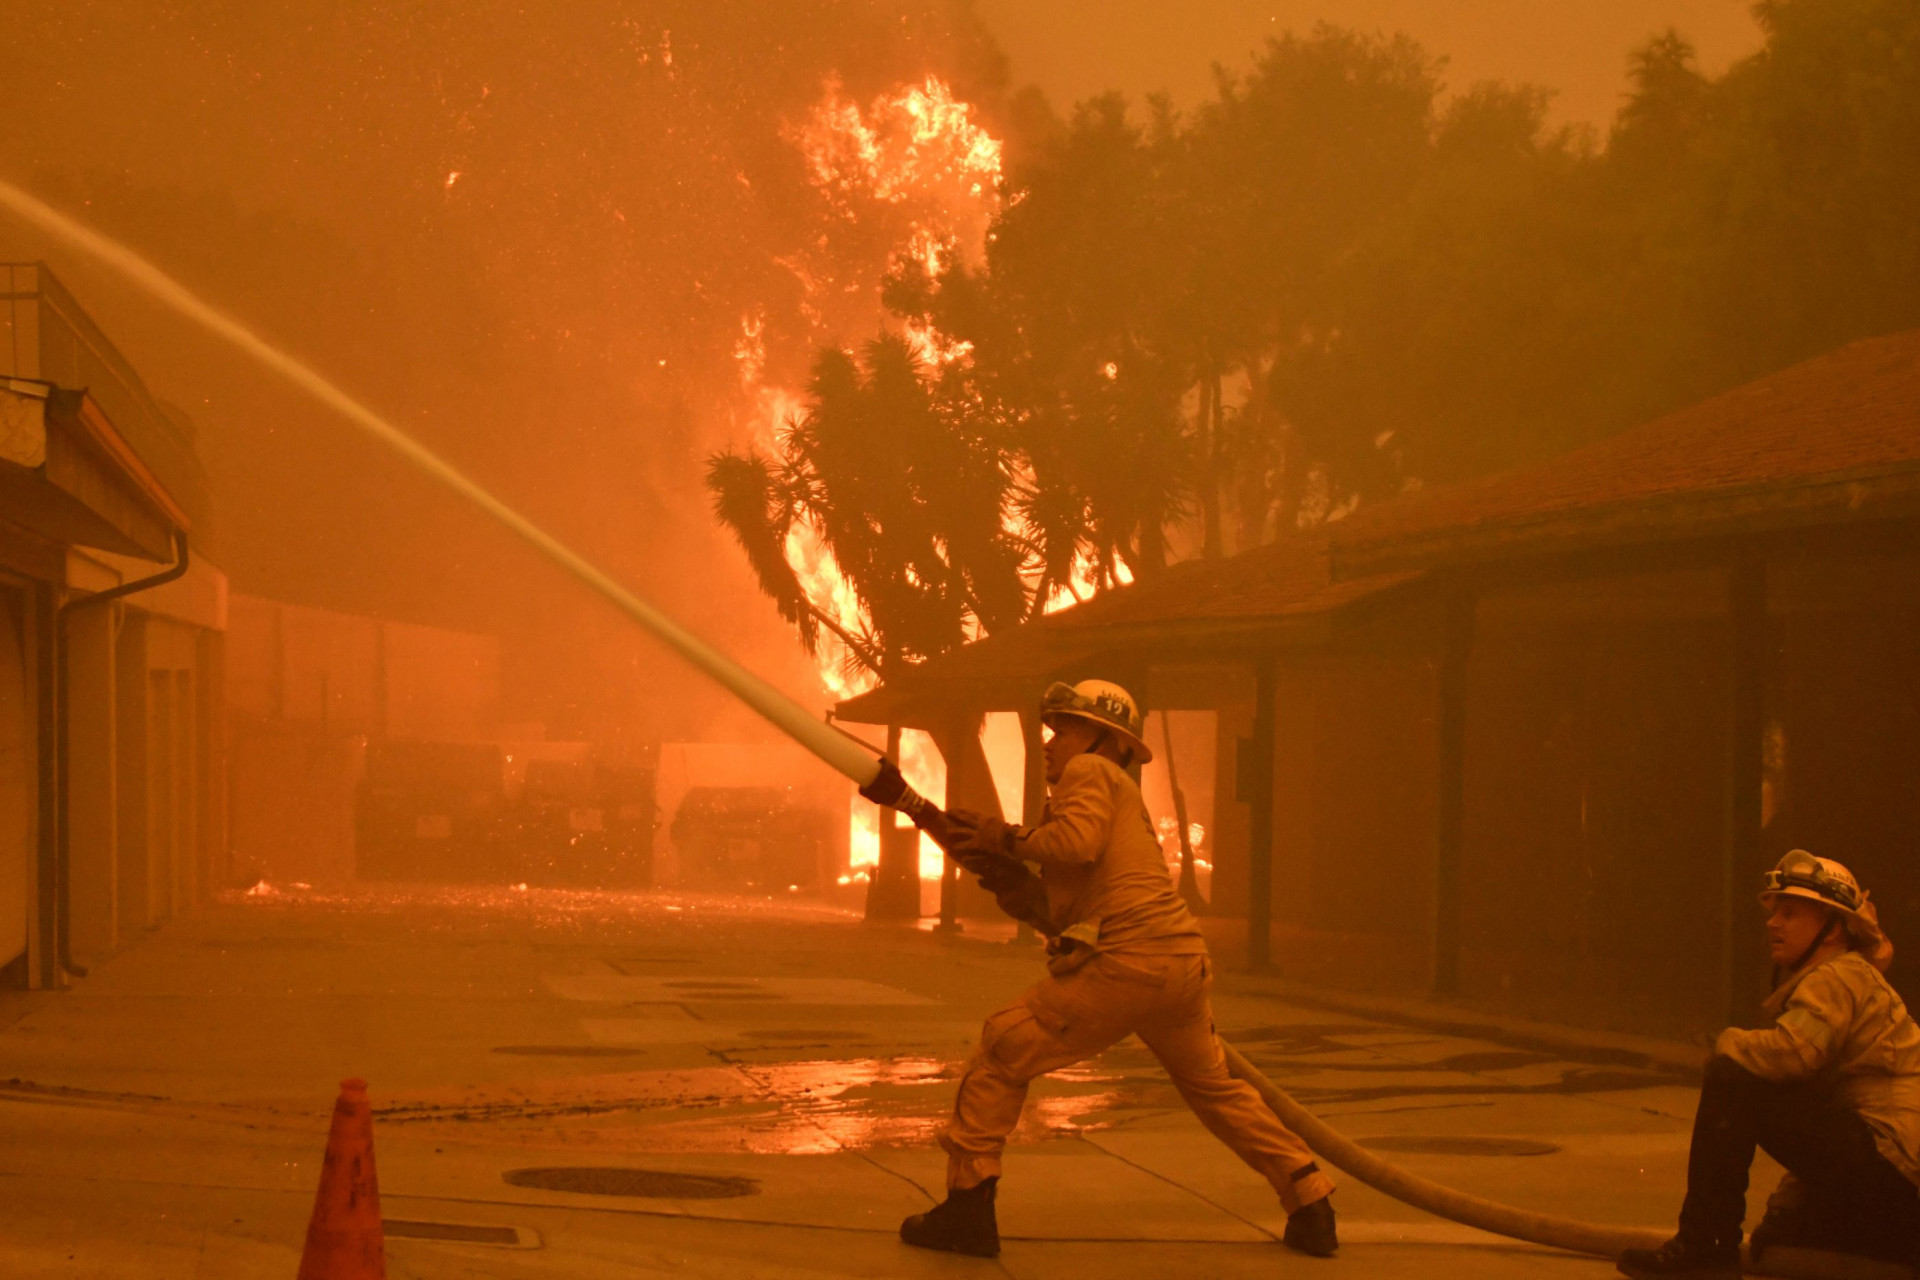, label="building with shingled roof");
[838,329,1920,1039]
